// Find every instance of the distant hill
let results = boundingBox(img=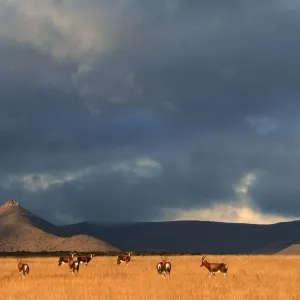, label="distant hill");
[276,244,300,255]
[251,241,293,255]
[2,200,300,254]
[0,200,119,252]
[61,220,300,254]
